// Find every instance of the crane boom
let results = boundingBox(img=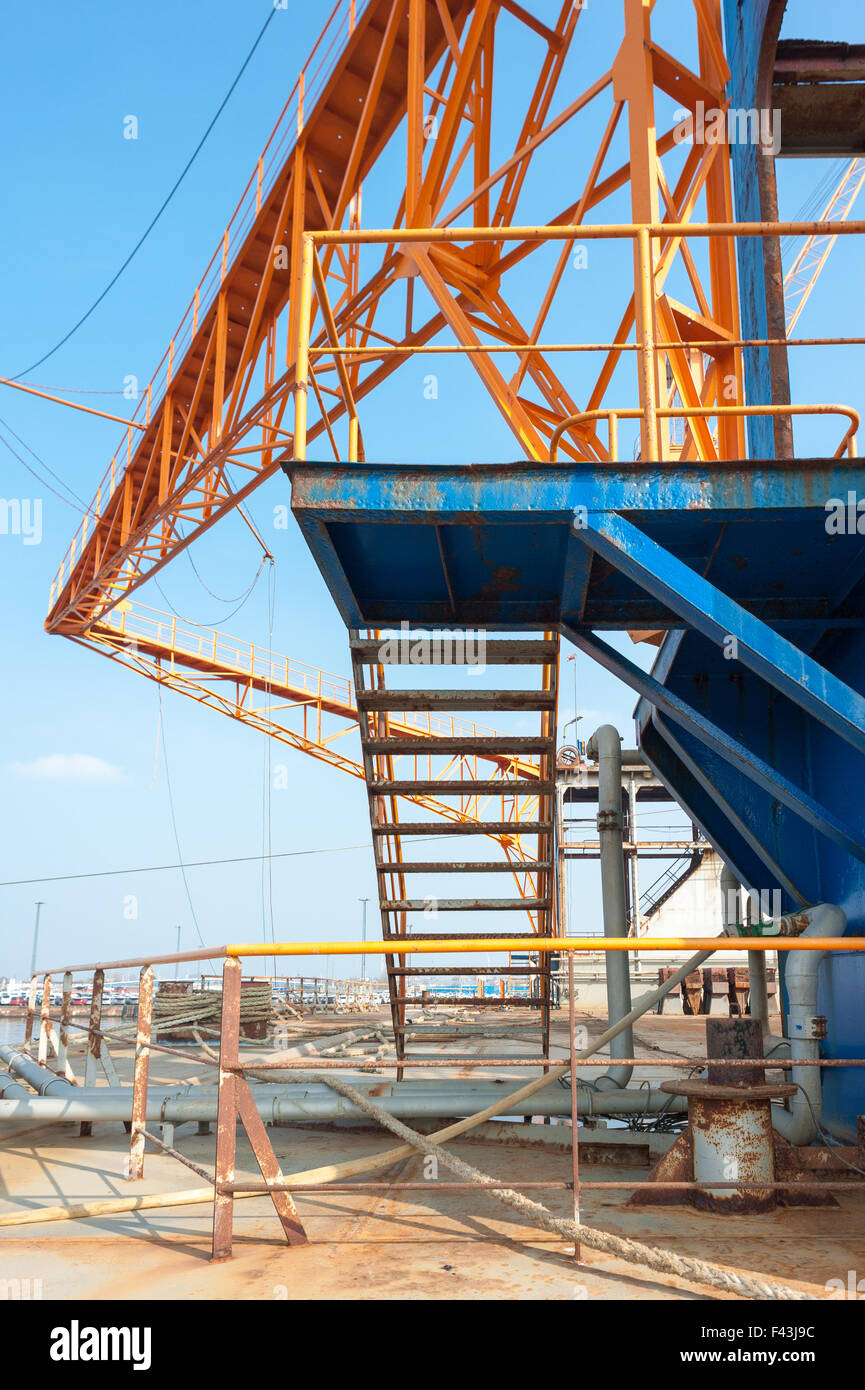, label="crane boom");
[784,158,865,333]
